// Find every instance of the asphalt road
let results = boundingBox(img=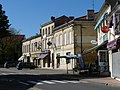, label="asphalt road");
[0,68,120,90]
